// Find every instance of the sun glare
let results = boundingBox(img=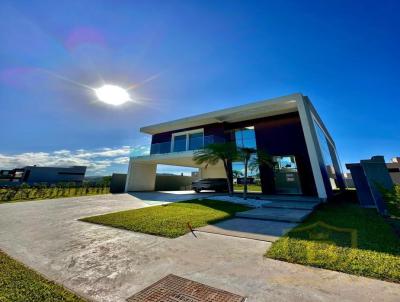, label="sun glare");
[94,84,131,105]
